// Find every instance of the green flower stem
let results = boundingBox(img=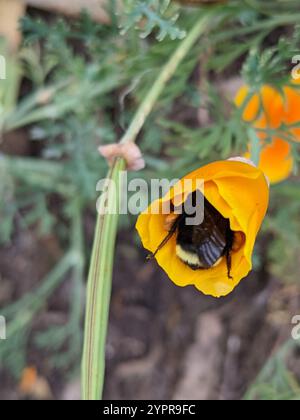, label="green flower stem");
[0,41,21,112]
[248,128,262,166]
[82,157,125,400]
[81,8,222,401]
